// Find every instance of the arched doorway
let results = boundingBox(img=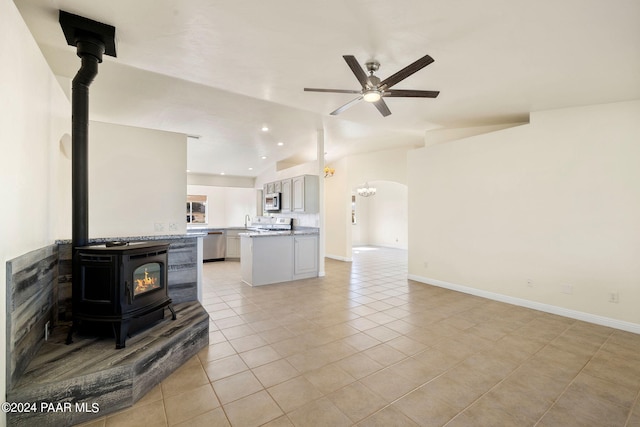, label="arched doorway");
[351,180,408,249]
